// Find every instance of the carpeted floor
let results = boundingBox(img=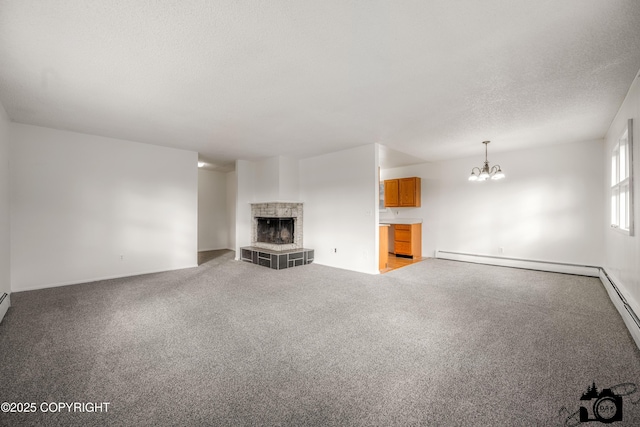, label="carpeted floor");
[1,250,640,426]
